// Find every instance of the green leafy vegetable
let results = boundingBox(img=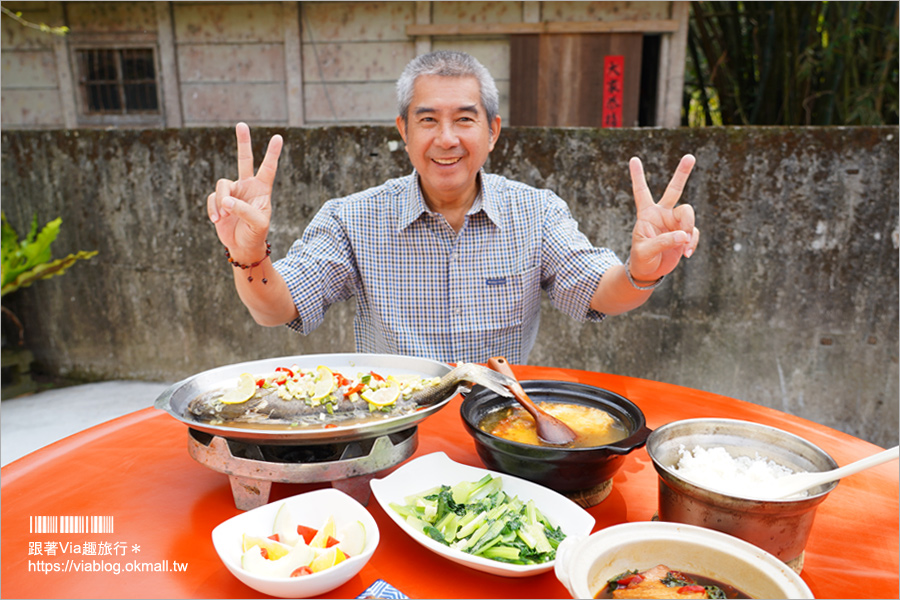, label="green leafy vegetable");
[389,474,564,565]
